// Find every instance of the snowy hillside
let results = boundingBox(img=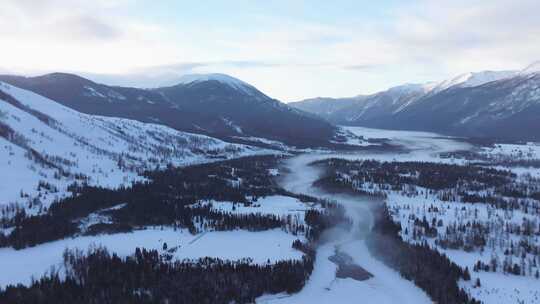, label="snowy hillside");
[520,61,540,75]
[0,73,341,148]
[0,81,266,213]
[429,70,516,93]
[292,62,540,141]
[295,70,517,118]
